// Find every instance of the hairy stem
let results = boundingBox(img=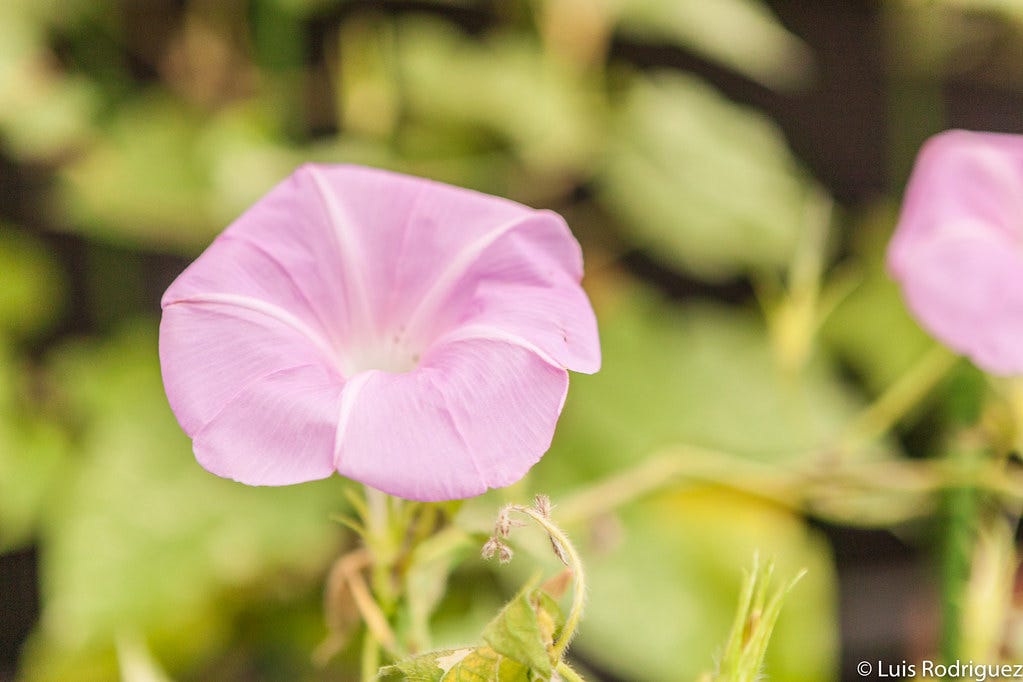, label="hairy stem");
[501,501,587,663]
[556,660,587,682]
